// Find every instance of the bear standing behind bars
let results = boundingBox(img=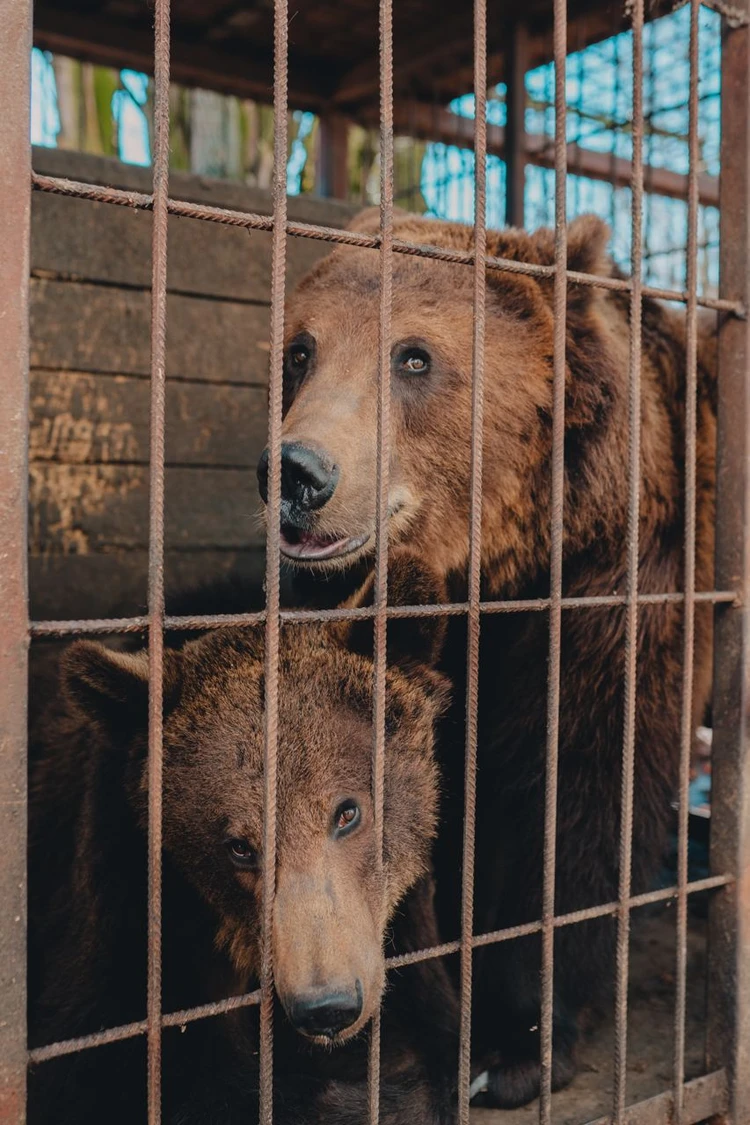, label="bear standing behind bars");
[258,210,718,1106]
[27,553,458,1125]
